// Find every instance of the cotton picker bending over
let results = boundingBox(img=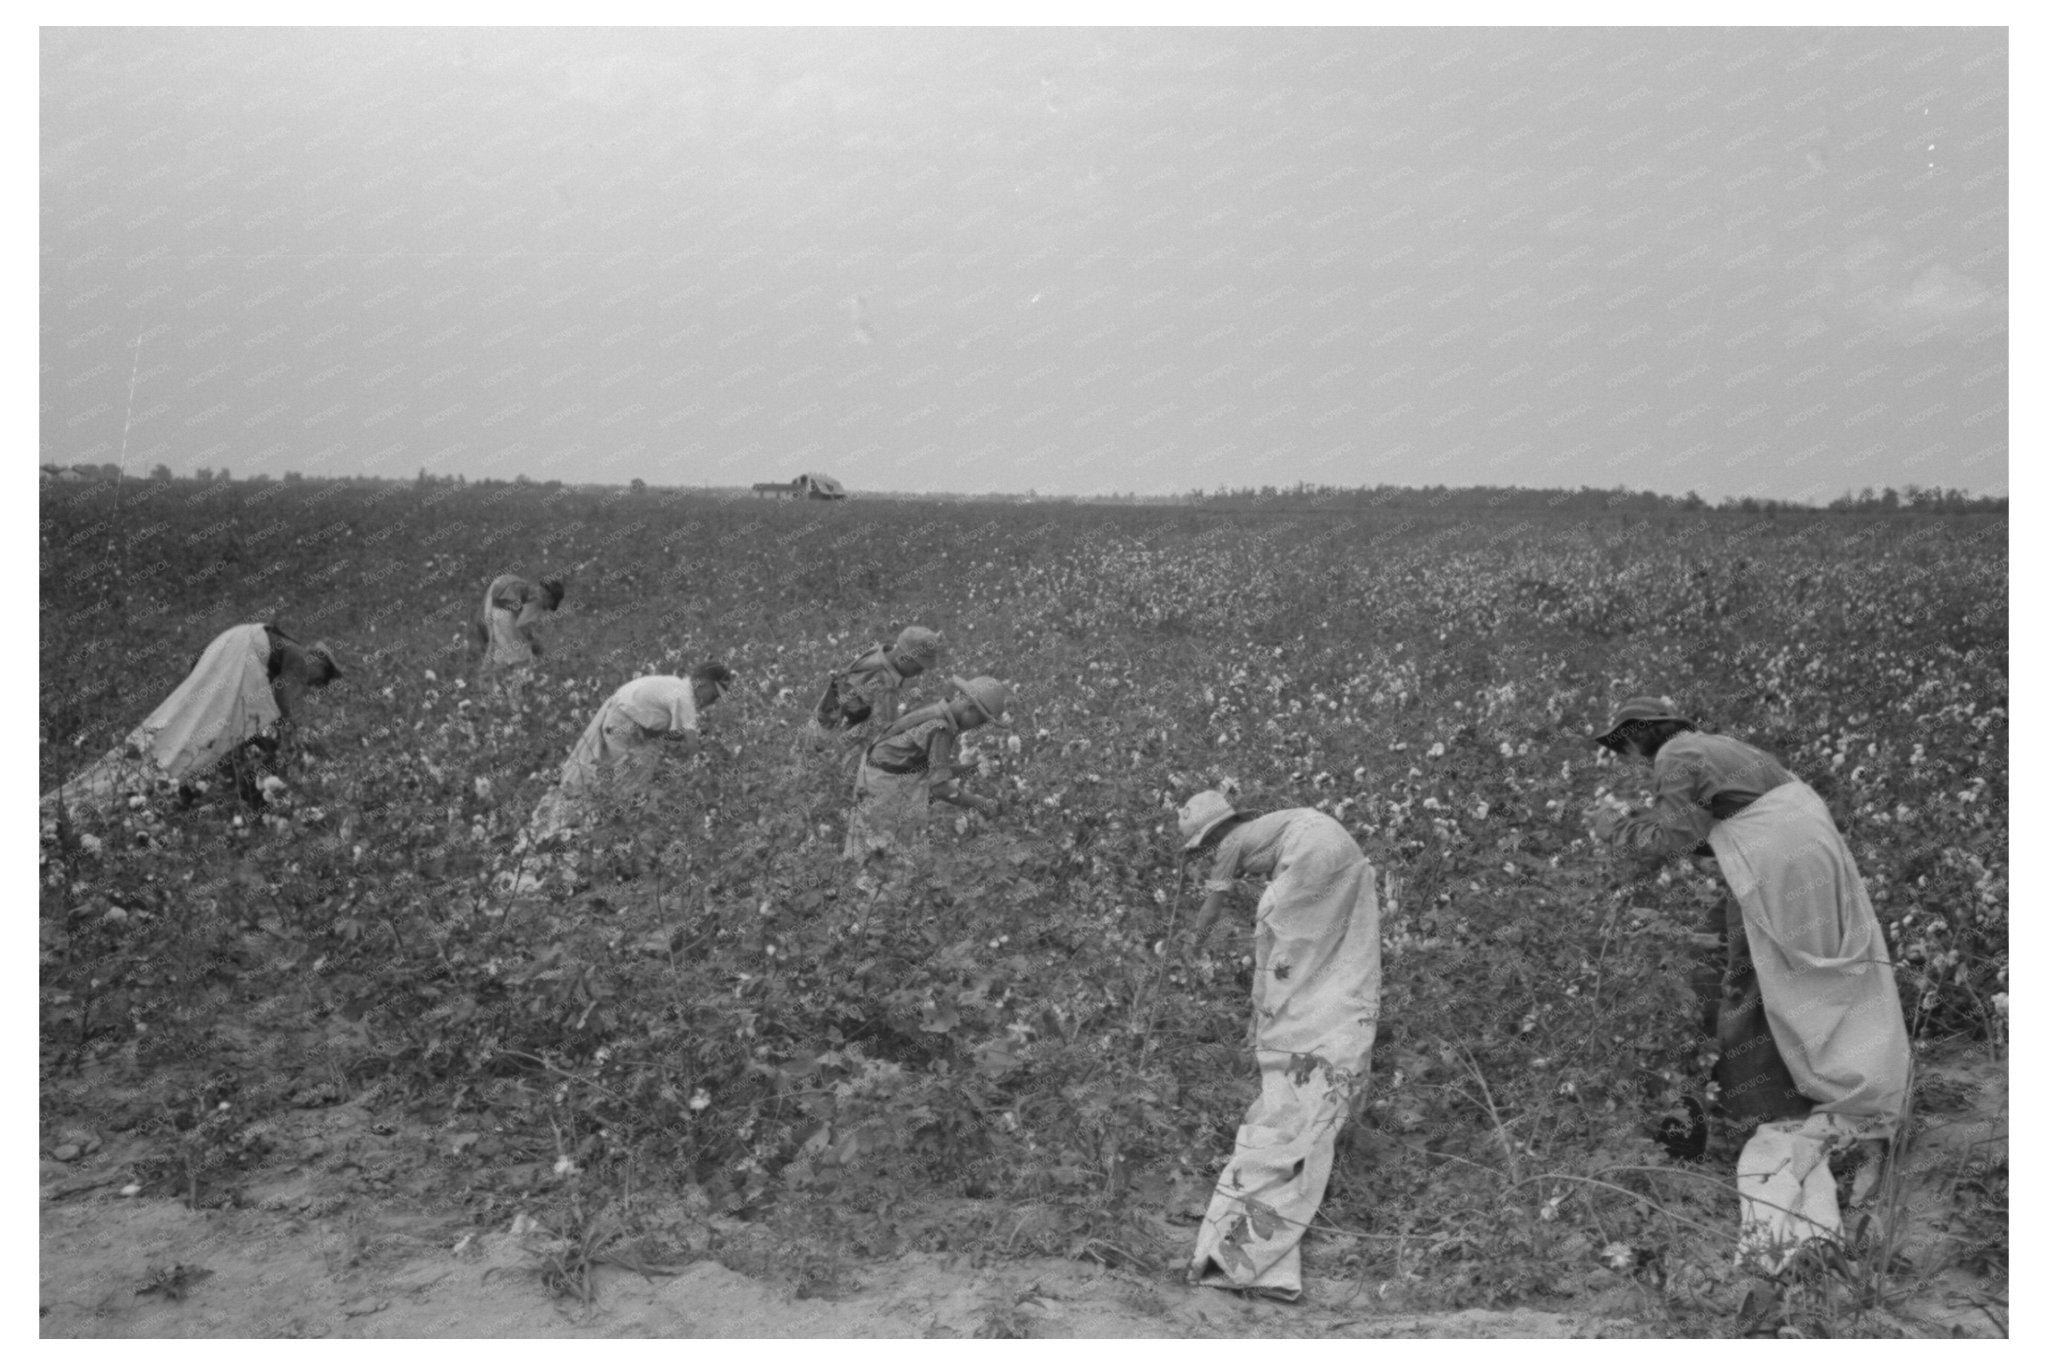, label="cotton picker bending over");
[1174,790,1383,1301]
[807,625,945,740]
[474,572,565,675]
[42,623,342,827]
[515,663,735,862]
[1586,696,1909,1277]
[842,675,1007,876]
